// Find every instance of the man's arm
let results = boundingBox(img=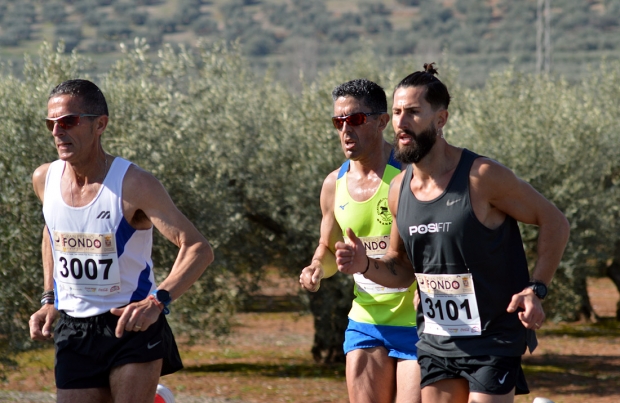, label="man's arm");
[41,226,54,292]
[471,158,570,328]
[300,171,342,292]
[29,164,59,341]
[111,165,214,337]
[335,171,416,289]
